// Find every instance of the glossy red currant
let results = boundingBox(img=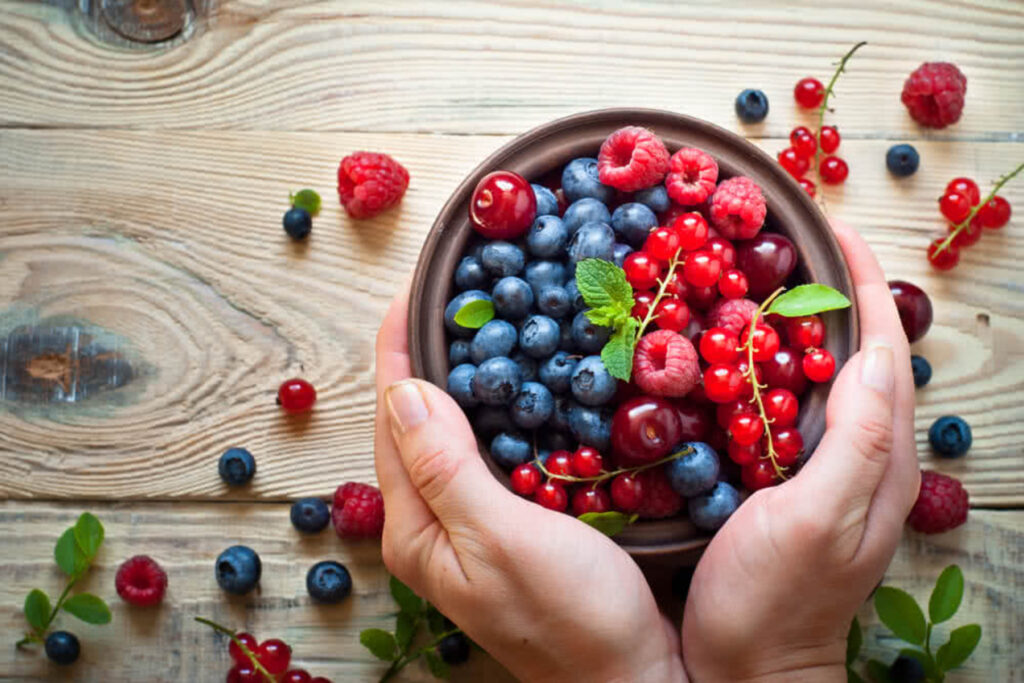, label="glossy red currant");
[927,239,960,270]
[703,364,744,403]
[818,126,840,154]
[939,191,972,223]
[632,290,655,320]
[671,212,710,251]
[644,226,683,261]
[741,324,780,362]
[623,251,663,290]
[794,77,825,108]
[977,195,1010,229]
[819,156,848,185]
[718,269,748,299]
[534,482,568,511]
[278,379,316,414]
[687,284,718,311]
[735,359,762,401]
[763,388,799,427]
[798,177,817,198]
[778,147,809,178]
[256,639,292,676]
[282,671,313,683]
[654,297,690,332]
[785,315,825,349]
[510,463,541,496]
[728,440,761,466]
[571,447,604,478]
[729,413,764,446]
[789,126,817,158]
[950,217,983,248]
[469,170,536,239]
[663,270,688,299]
[704,237,737,269]
[945,177,980,205]
[545,450,574,477]
[229,633,258,667]
[716,398,755,429]
[771,426,804,466]
[571,487,611,515]
[683,251,722,287]
[699,327,740,364]
[802,348,836,382]
[610,473,643,512]
[227,665,262,683]
[741,460,778,490]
